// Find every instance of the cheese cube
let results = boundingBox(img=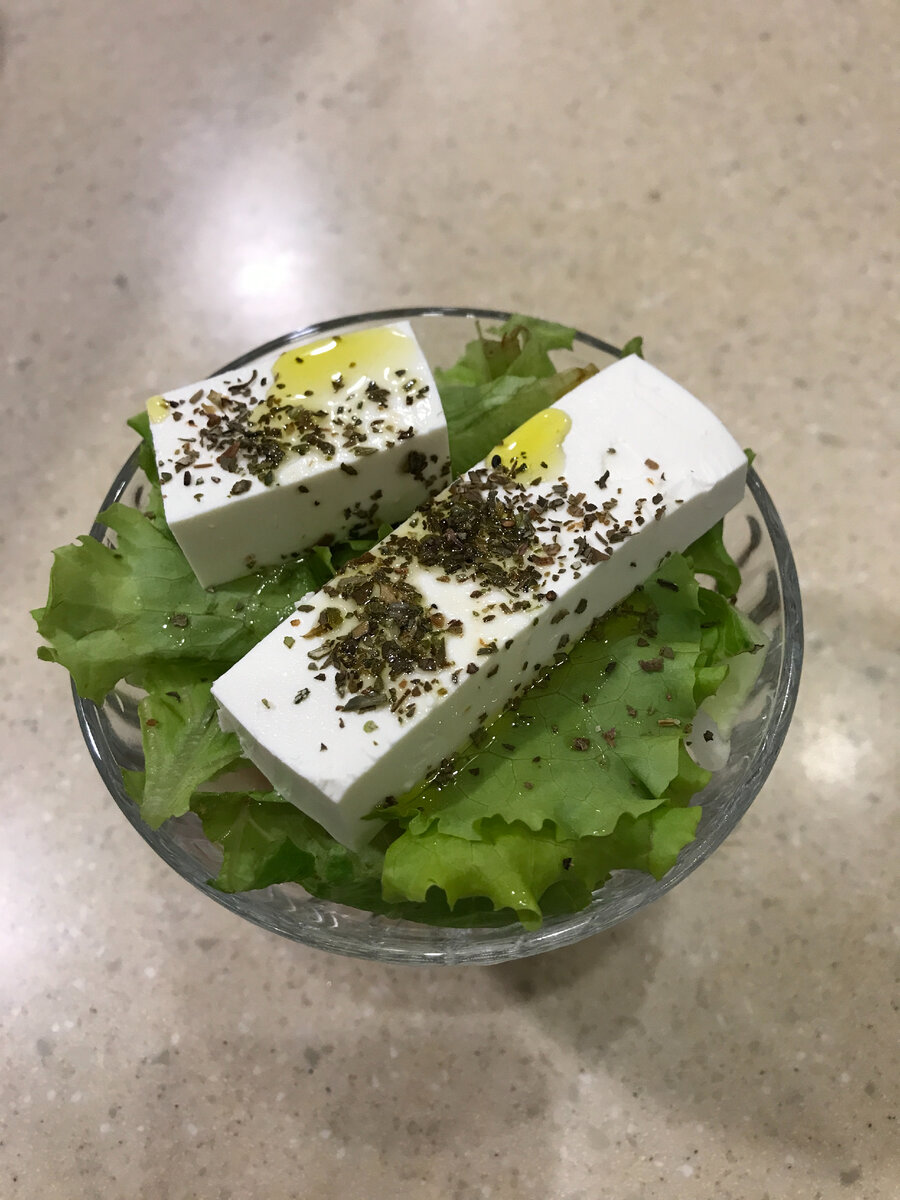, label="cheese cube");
[212,356,747,849]
[147,322,451,587]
